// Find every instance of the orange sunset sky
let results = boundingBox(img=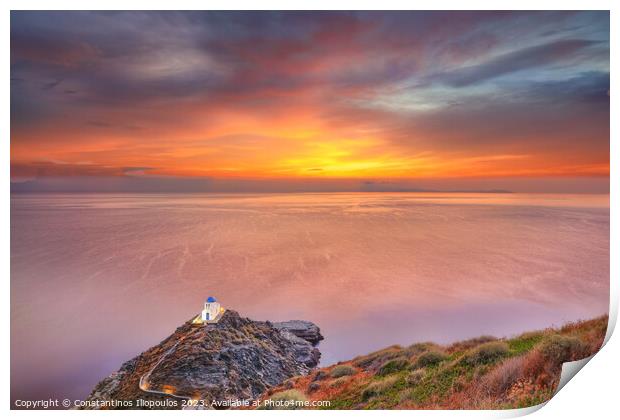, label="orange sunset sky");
[10,11,609,192]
